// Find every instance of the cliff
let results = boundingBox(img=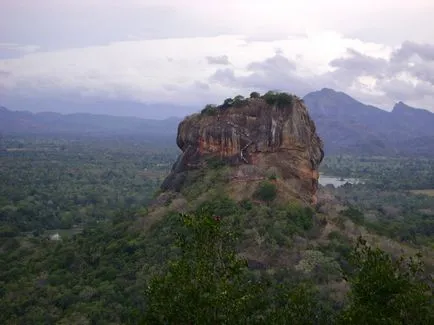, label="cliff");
[161,93,324,205]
